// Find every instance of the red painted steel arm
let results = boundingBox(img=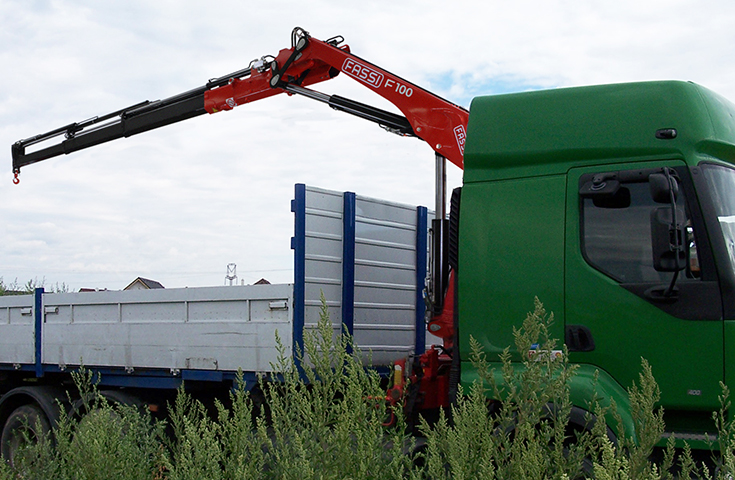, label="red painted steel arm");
[12,27,467,182]
[204,31,468,169]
